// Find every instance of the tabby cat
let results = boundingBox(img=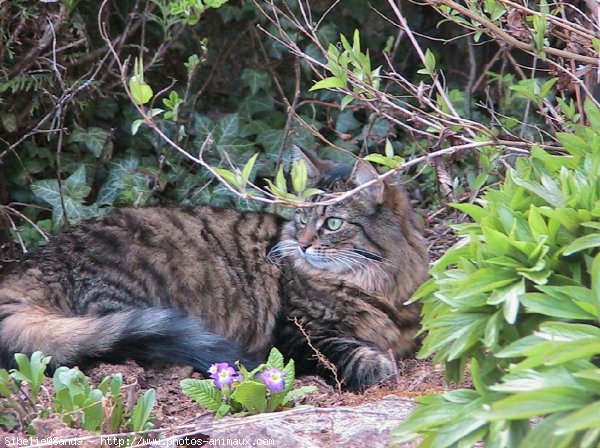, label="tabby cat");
[0,148,428,390]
